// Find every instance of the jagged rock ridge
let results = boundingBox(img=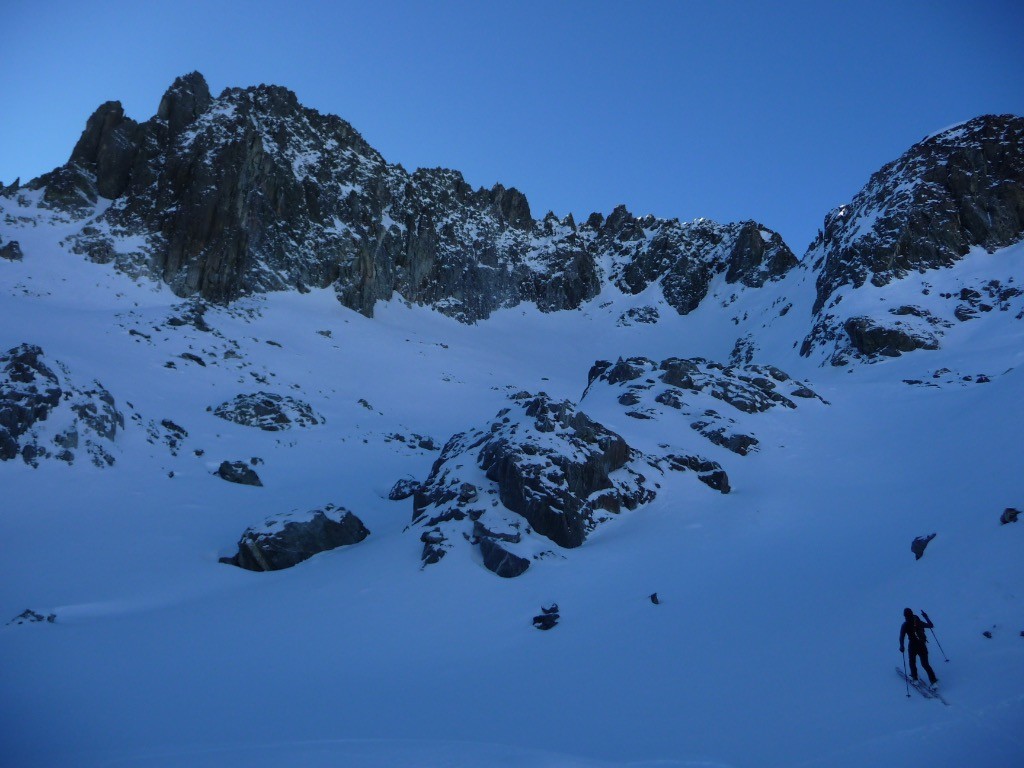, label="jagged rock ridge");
[15,72,797,322]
